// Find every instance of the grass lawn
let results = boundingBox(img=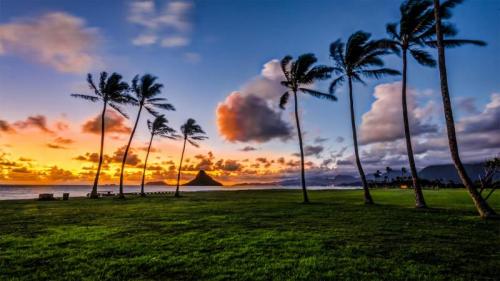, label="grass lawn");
[0,189,499,281]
